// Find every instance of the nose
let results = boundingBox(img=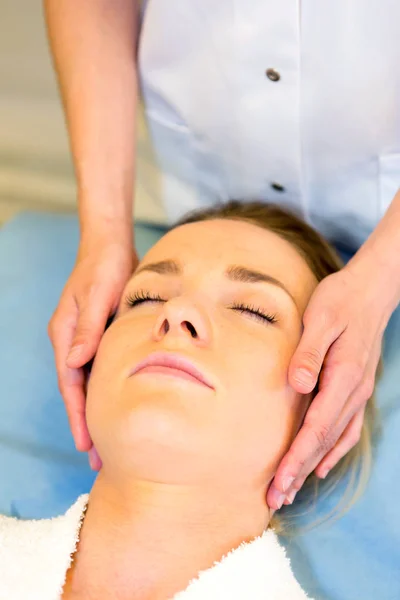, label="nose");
[152,297,212,347]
